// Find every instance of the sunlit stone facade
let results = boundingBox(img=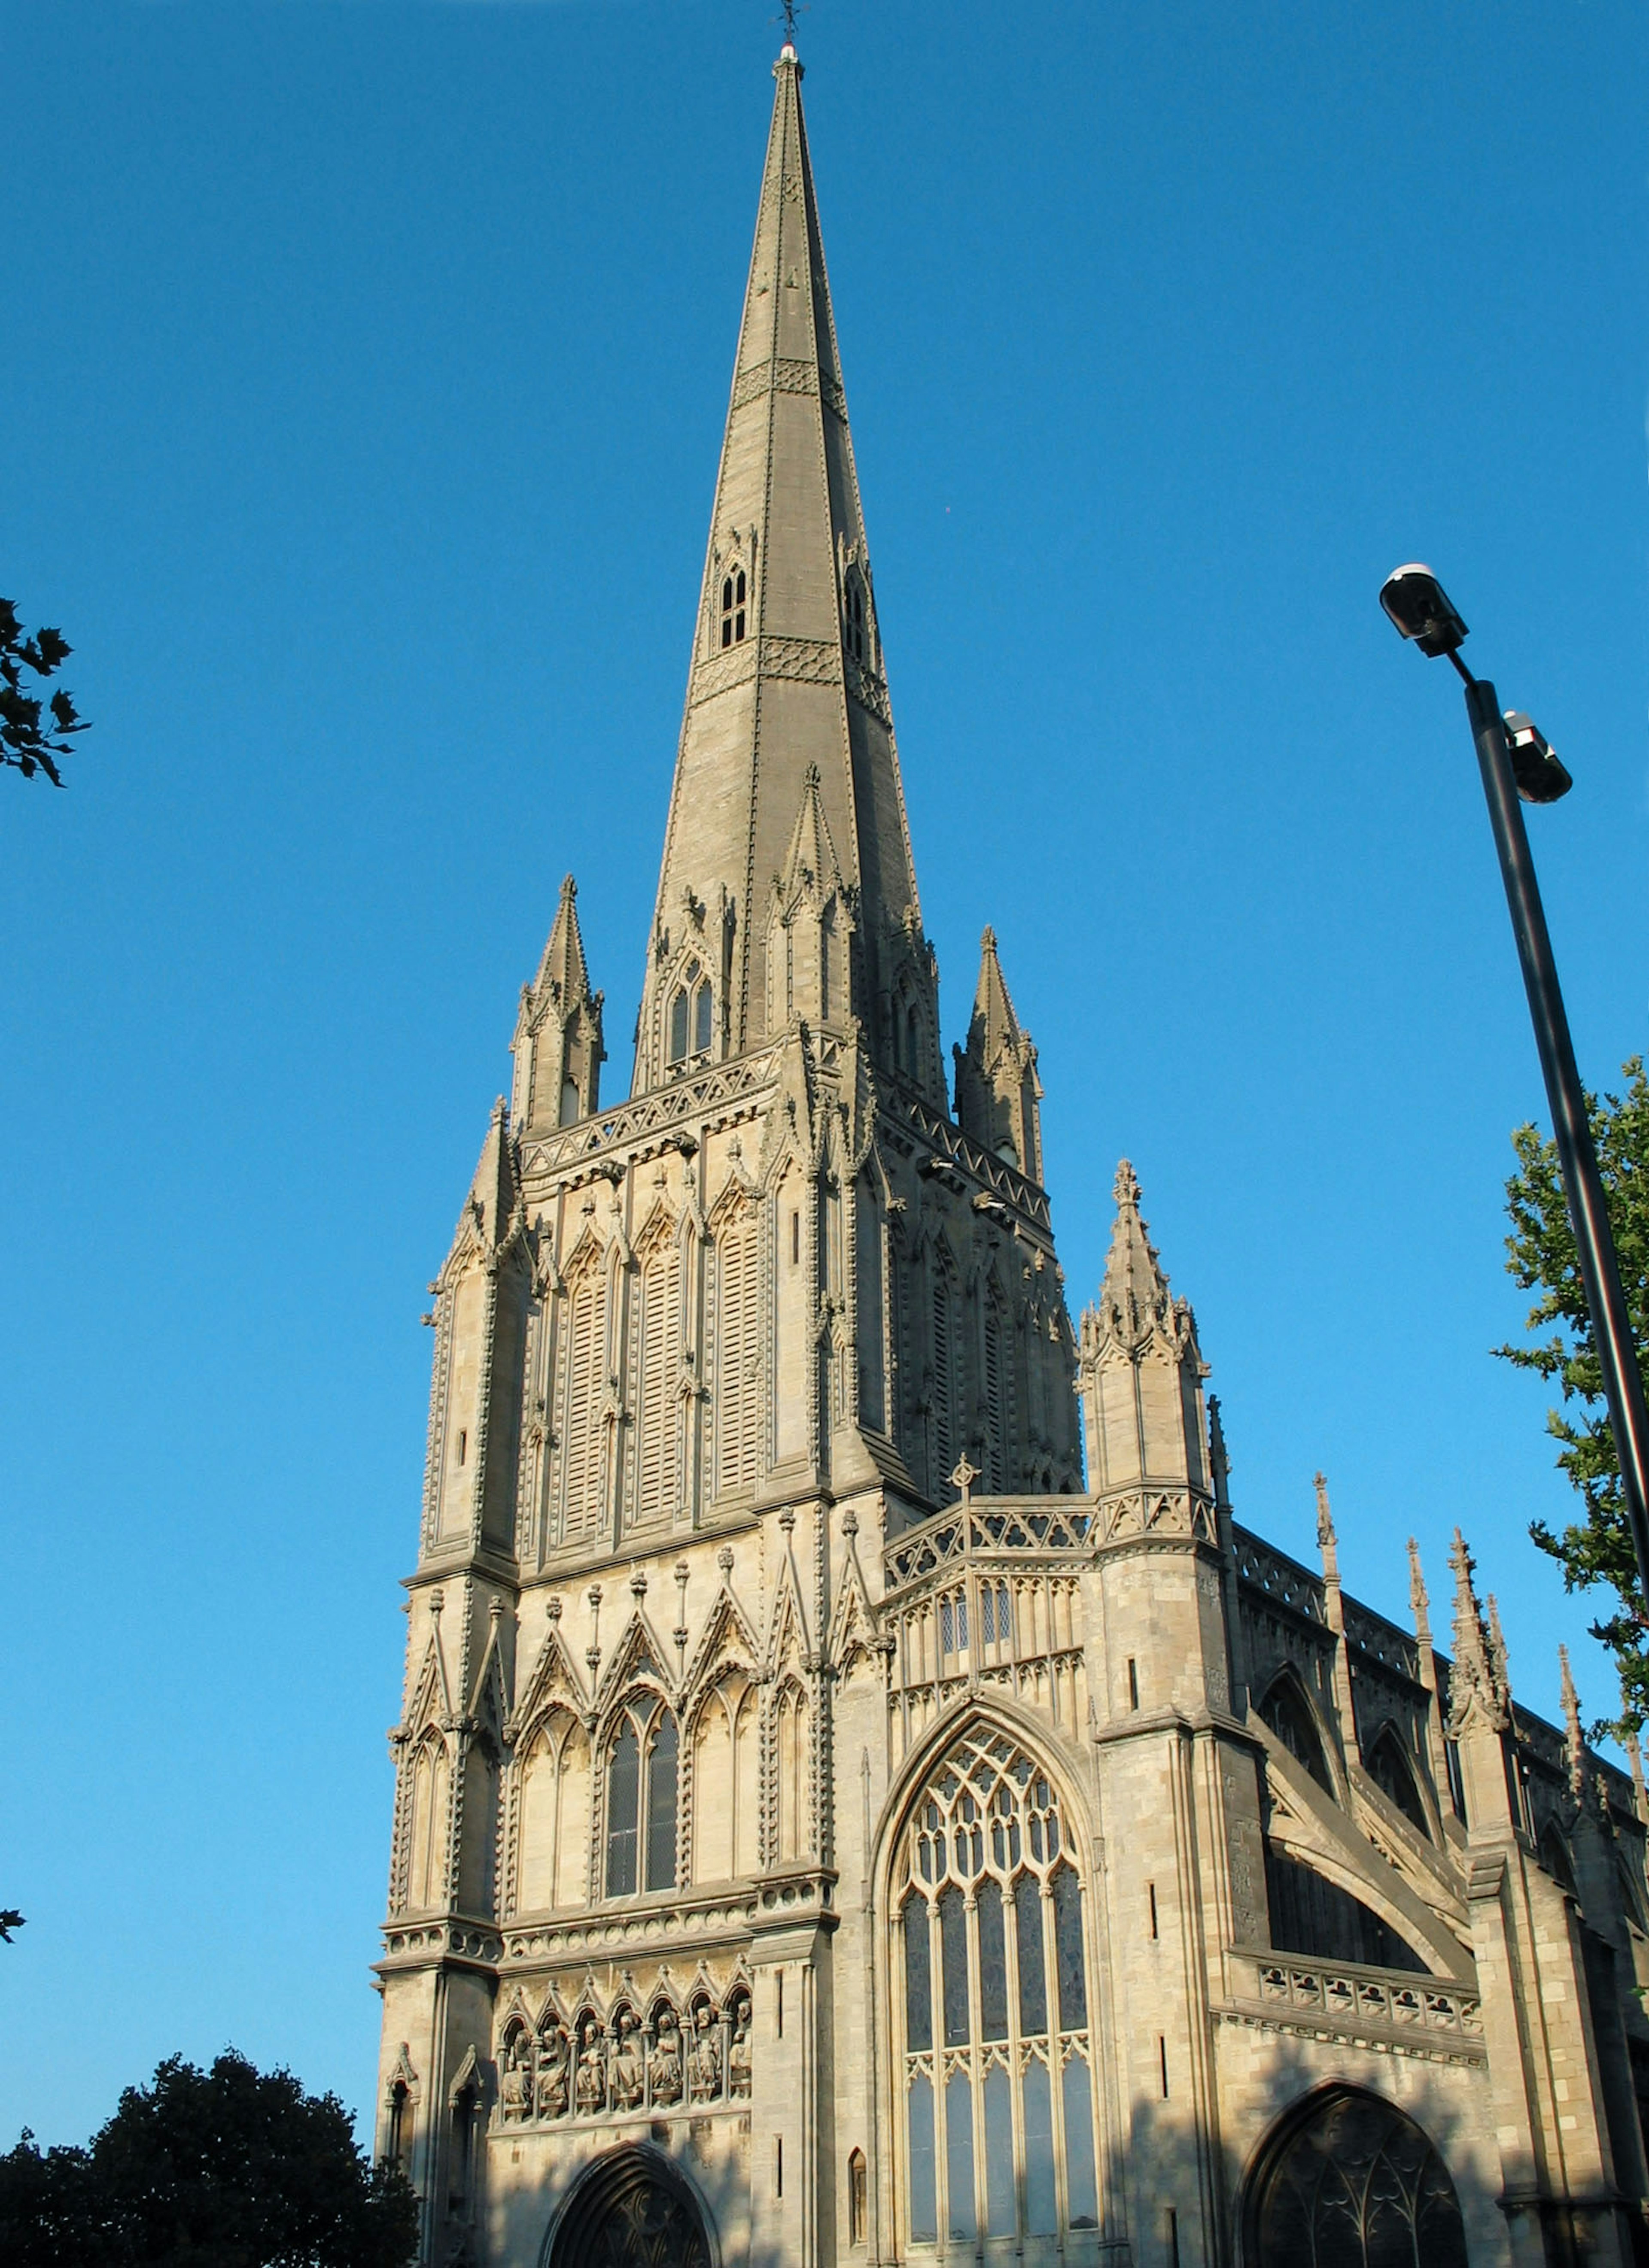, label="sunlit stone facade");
[374,45,1649,2268]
